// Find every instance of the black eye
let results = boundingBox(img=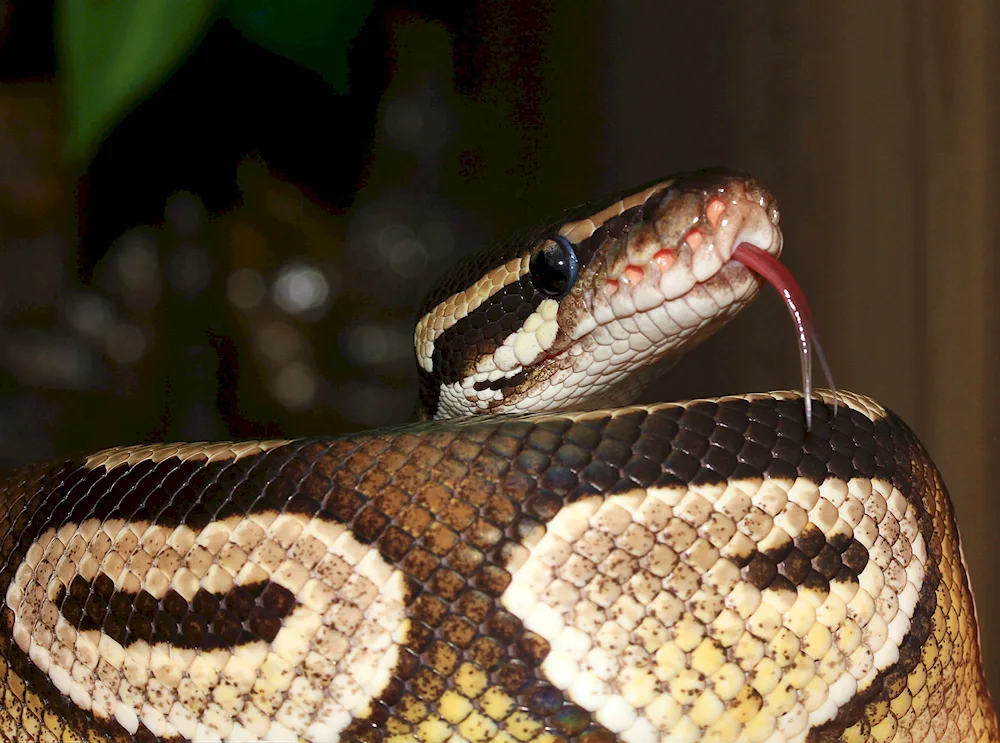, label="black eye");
[529,235,580,298]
